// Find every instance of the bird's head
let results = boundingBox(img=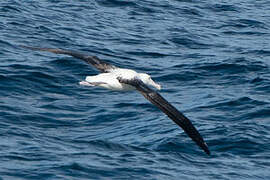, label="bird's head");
[139,73,161,90]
